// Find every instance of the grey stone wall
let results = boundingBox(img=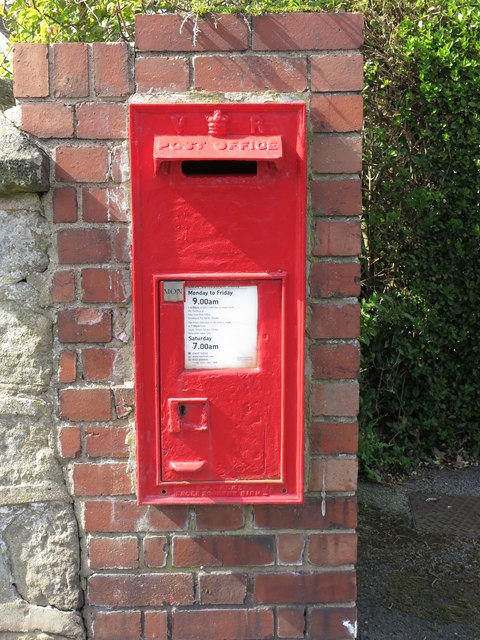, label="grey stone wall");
[0,111,84,639]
